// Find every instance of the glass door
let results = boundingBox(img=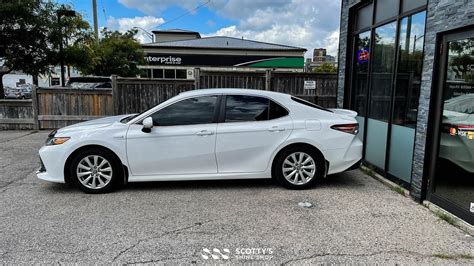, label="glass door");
[430,30,474,225]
